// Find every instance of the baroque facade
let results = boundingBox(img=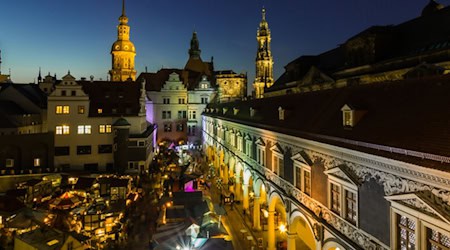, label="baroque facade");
[202,3,450,250]
[203,75,450,249]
